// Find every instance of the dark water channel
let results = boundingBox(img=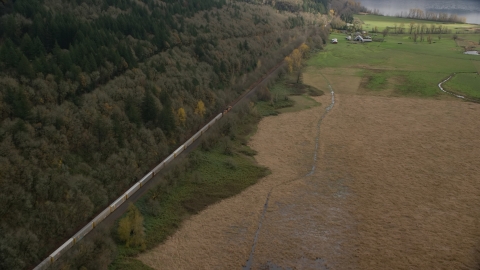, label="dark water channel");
[360,0,480,24]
